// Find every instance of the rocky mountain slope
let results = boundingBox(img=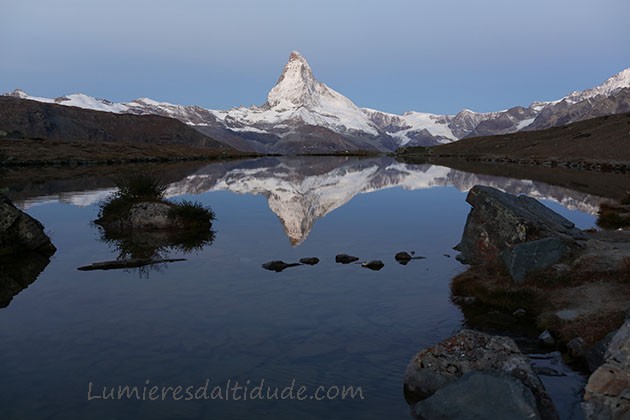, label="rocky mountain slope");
[398,111,630,164]
[4,53,629,153]
[0,96,232,151]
